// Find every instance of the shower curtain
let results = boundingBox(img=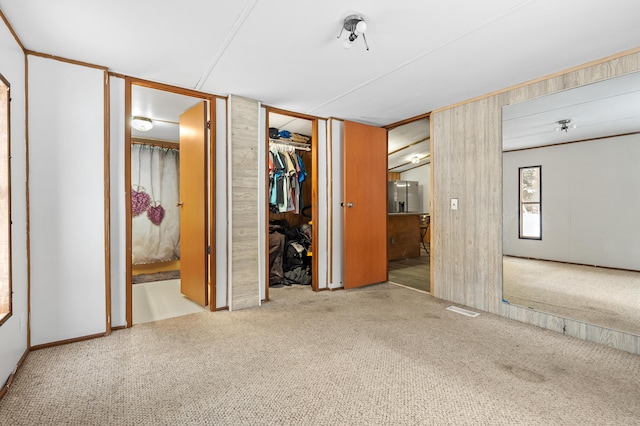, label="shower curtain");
[131,144,180,265]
